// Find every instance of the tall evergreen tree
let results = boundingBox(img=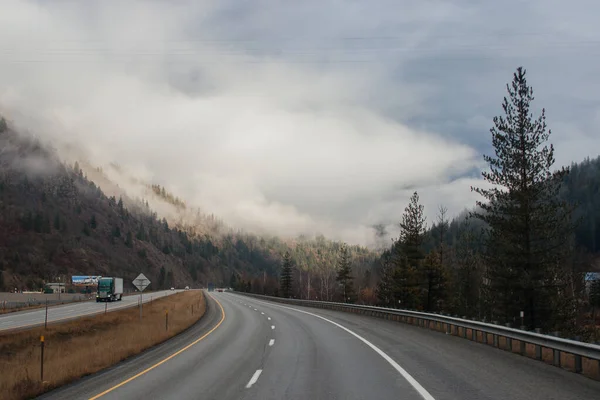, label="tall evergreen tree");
[470,66,577,330]
[390,242,420,309]
[436,205,449,269]
[336,244,355,303]
[280,251,293,298]
[399,191,428,268]
[158,266,166,289]
[452,222,484,318]
[397,191,427,309]
[421,250,448,312]
[376,250,395,307]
